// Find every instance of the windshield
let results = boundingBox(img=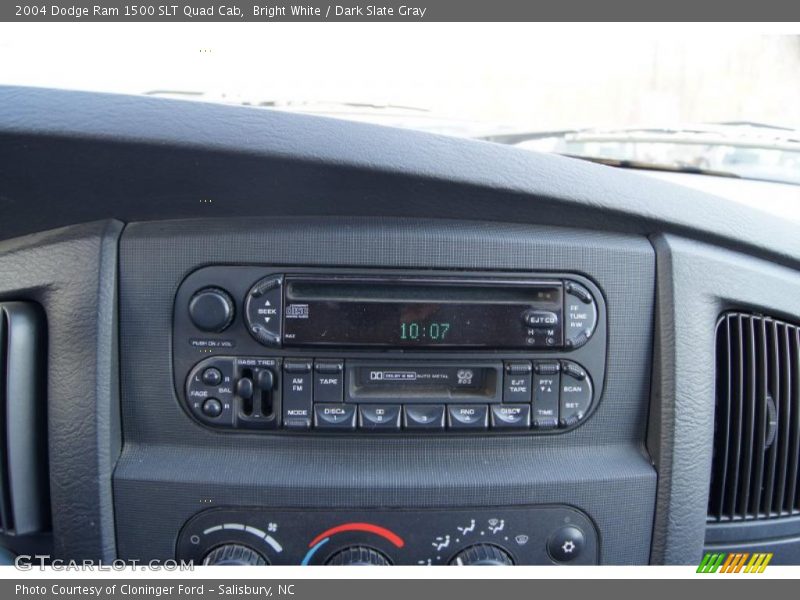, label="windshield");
[2,24,799,184]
